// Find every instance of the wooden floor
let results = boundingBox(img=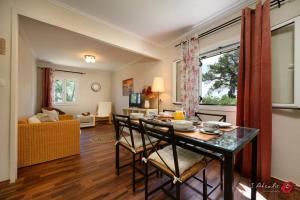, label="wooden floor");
[0,124,299,200]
